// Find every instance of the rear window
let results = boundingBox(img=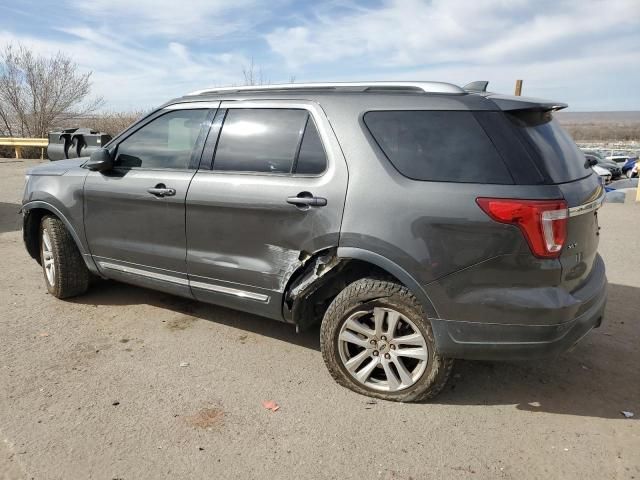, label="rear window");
[363,111,513,184]
[506,111,590,183]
